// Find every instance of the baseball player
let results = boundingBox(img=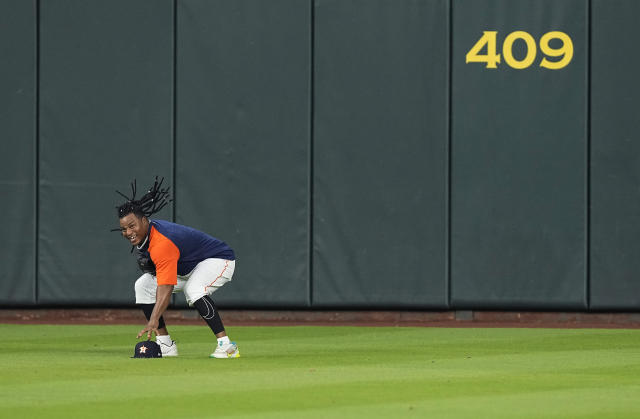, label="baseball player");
[114,177,239,358]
